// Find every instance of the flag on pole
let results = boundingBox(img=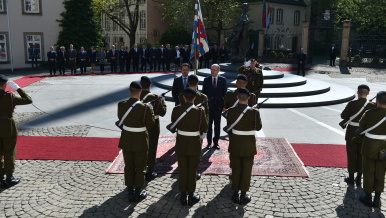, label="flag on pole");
[262,0,267,28]
[266,4,271,29]
[190,0,209,64]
